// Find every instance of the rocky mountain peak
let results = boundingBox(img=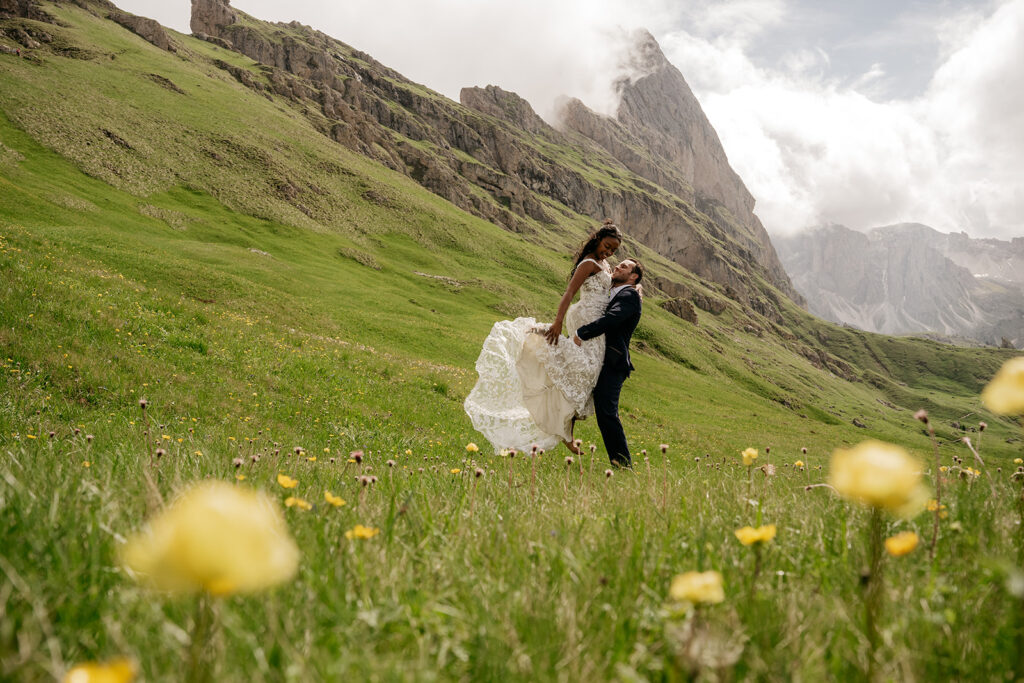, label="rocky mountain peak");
[775,224,1024,347]
[190,0,237,36]
[460,85,551,136]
